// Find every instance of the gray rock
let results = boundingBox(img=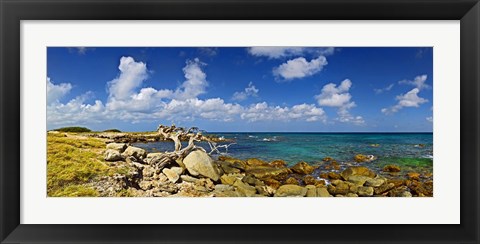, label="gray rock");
[215,184,234,192]
[183,150,220,181]
[170,166,184,175]
[347,175,370,186]
[104,149,123,161]
[106,143,128,153]
[305,185,317,197]
[180,175,199,183]
[233,179,257,197]
[365,177,386,187]
[274,185,307,197]
[122,146,147,160]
